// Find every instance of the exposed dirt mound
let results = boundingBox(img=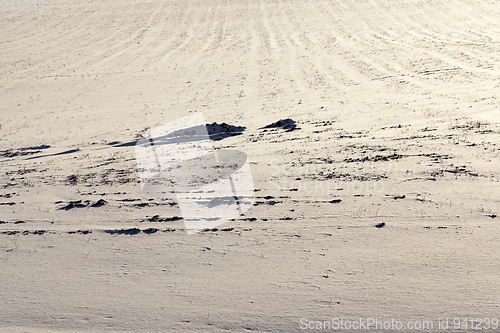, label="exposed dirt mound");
[262,118,299,132]
[206,122,246,141]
